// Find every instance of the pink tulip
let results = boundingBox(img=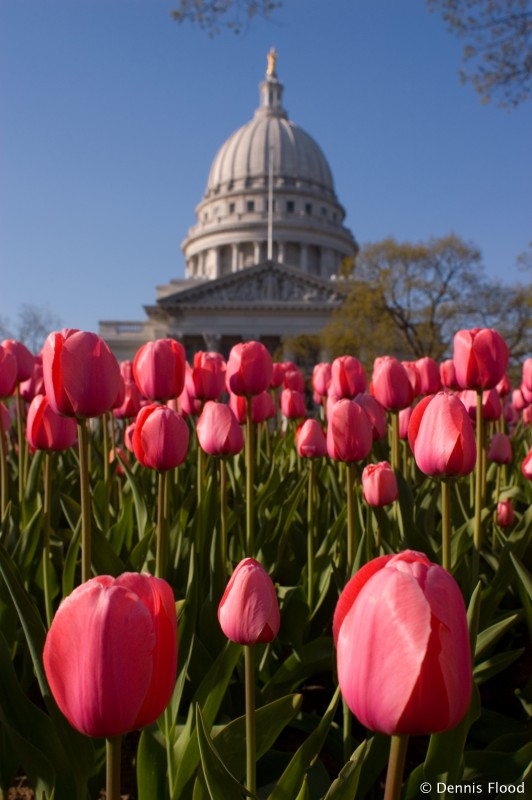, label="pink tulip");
[453,328,509,390]
[124,421,136,453]
[522,358,532,392]
[42,330,121,419]
[270,362,286,389]
[458,389,502,422]
[512,388,527,411]
[371,356,414,410]
[522,382,532,405]
[225,341,273,396]
[113,378,142,420]
[523,405,532,426]
[333,550,472,735]
[487,433,512,465]
[0,345,17,398]
[327,398,373,463]
[440,359,458,390]
[1,338,35,383]
[283,369,305,393]
[133,338,186,403]
[229,390,275,424]
[196,401,243,456]
[497,499,515,527]
[26,394,77,451]
[19,357,44,402]
[408,392,476,477]
[190,351,226,401]
[120,359,134,382]
[312,362,332,398]
[362,461,398,507]
[330,355,367,399]
[280,388,306,419]
[132,404,189,471]
[43,572,177,738]
[354,393,387,441]
[522,449,532,480]
[398,406,413,440]
[218,558,280,645]
[495,373,512,397]
[415,356,442,395]
[296,418,327,458]
[178,364,203,417]
[401,361,421,397]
